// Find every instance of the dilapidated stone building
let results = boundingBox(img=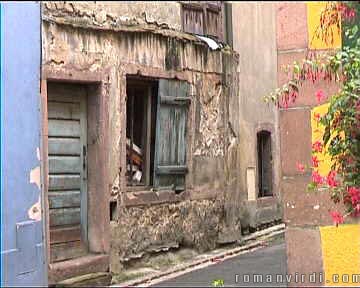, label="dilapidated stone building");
[40,1,281,284]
